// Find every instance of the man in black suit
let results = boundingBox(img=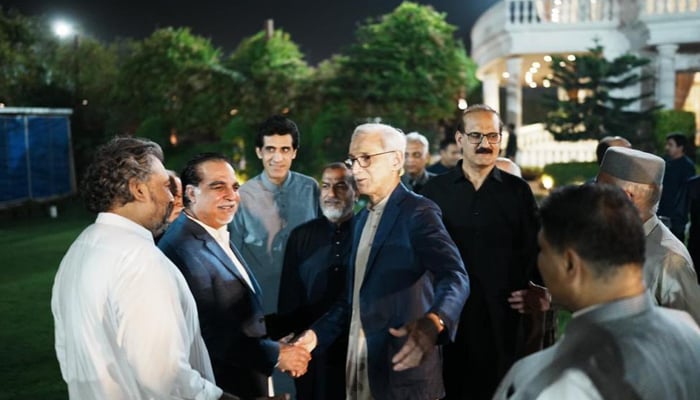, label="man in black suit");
[158,153,310,399]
